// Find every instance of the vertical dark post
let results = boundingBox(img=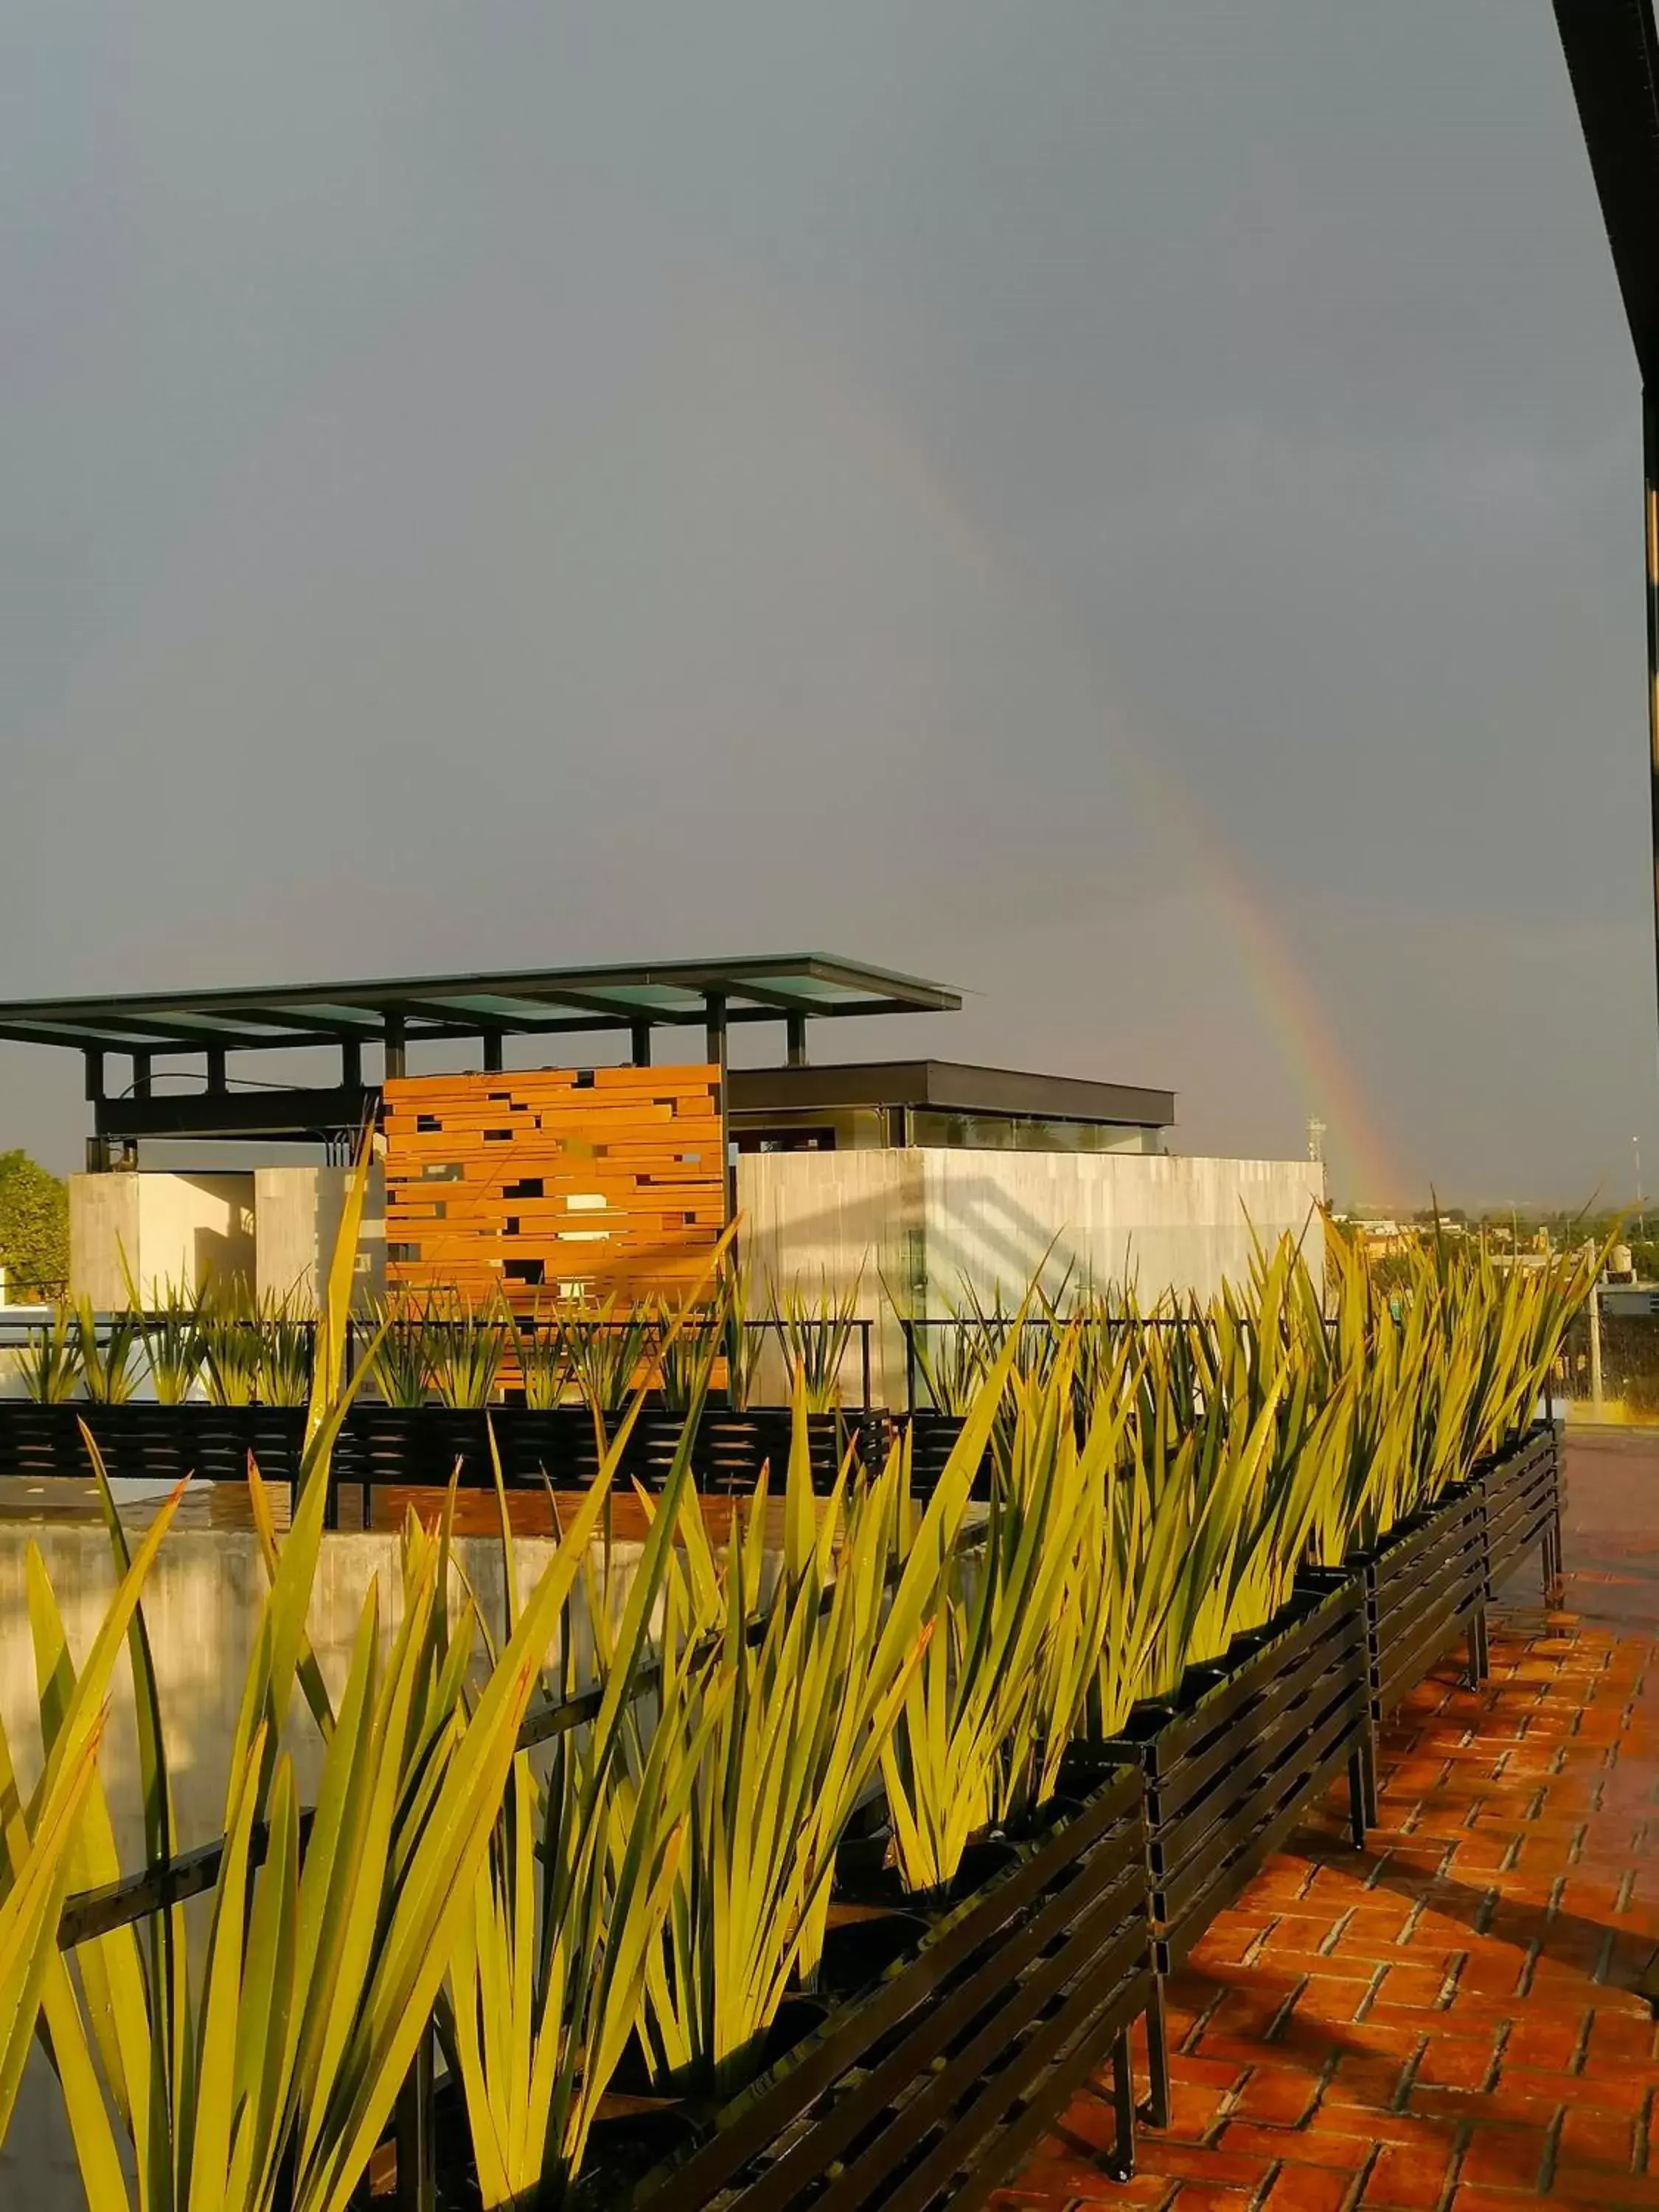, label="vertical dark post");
[860,1318,872,1422]
[703,993,728,1072]
[904,1318,917,1416]
[85,1054,108,1172]
[132,1049,153,1100]
[1646,389,1659,1052]
[395,2031,435,2212]
[383,1014,406,1085]
[1144,1974,1172,2129]
[630,1018,653,1068]
[1109,2025,1138,2182]
[341,1037,363,1091]
[481,1029,504,1074]
[786,1012,807,1067]
[206,1046,227,1094]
